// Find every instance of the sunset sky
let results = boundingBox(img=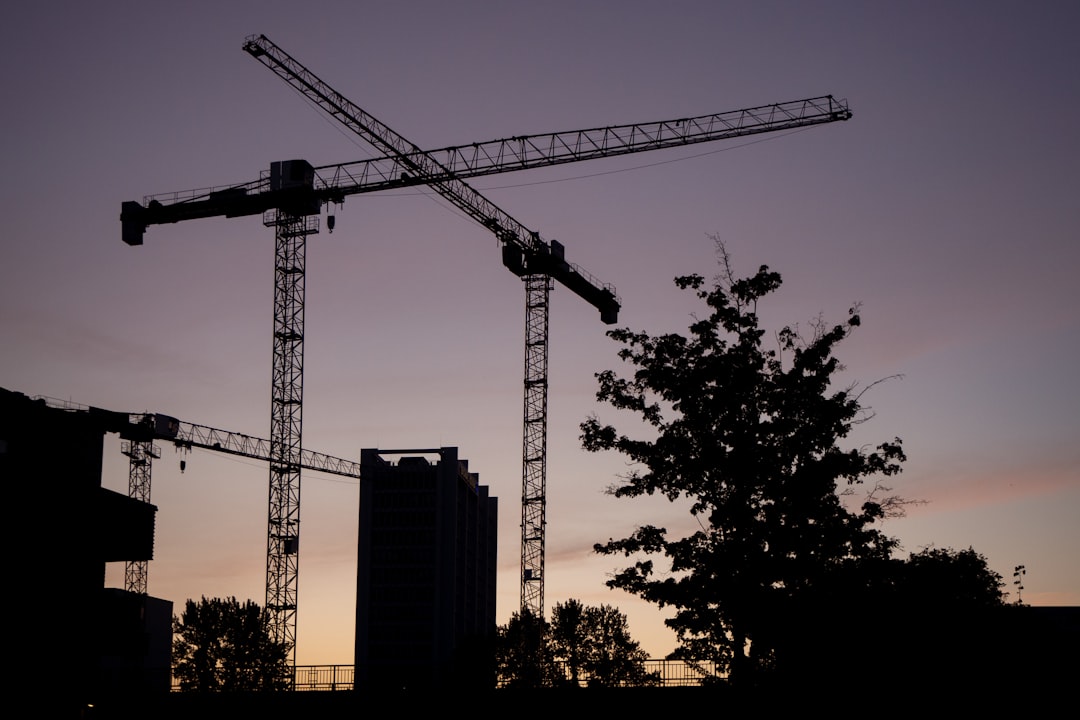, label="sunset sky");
[2,1,1077,664]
